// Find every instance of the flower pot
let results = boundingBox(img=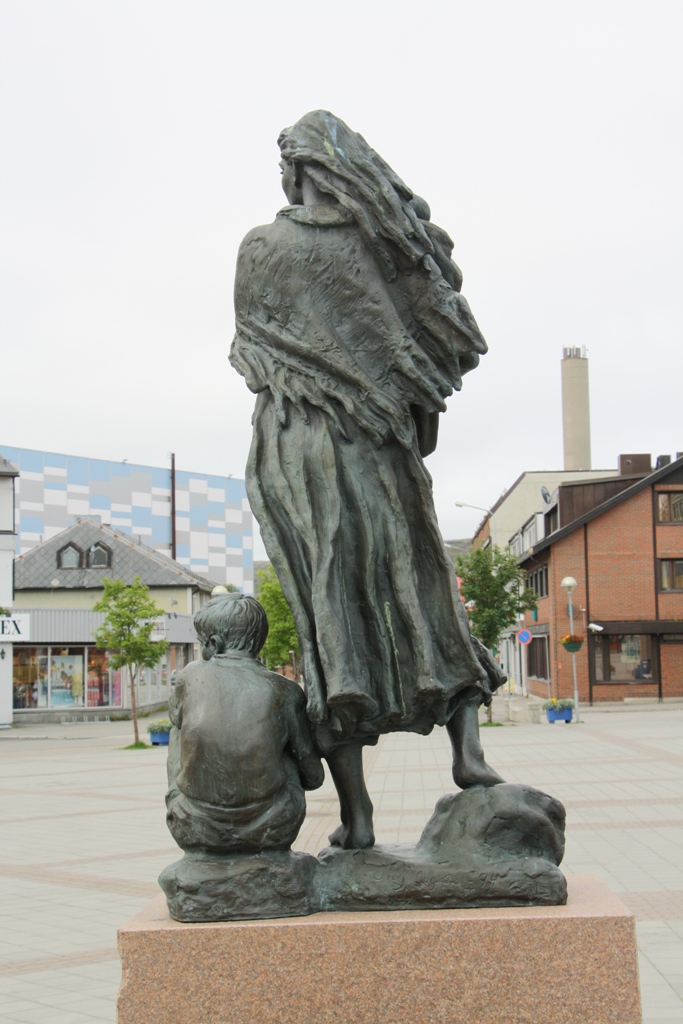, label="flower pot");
[150,731,170,745]
[561,641,583,653]
[547,708,573,724]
